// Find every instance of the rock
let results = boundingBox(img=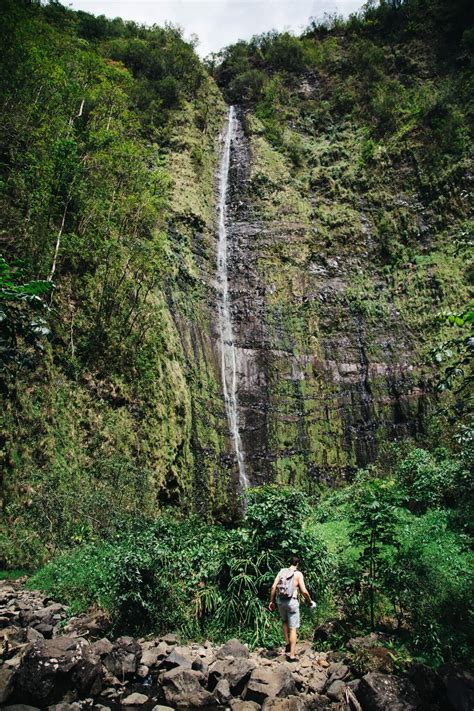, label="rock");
[209,657,255,694]
[122,692,150,706]
[161,649,193,670]
[137,664,149,678]
[326,679,346,701]
[62,609,111,640]
[0,667,15,704]
[407,663,446,709]
[326,662,349,683]
[313,619,345,644]
[141,646,163,668]
[305,671,327,694]
[103,636,141,679]
[91,638,113,657]
[161,634,177,645]
[151,707,175,711]
[3,706,41,711]
[214,677,232,704]
[356,672,421,711]
[26,628,44,643]
[261,697,307,711]
[440,665,474,711]
[230,703,260,711]
[34,623,54,638]
[217,638,249,659]
[161,667,215,708]
[245,666,297,704]
[13,636,103,706]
